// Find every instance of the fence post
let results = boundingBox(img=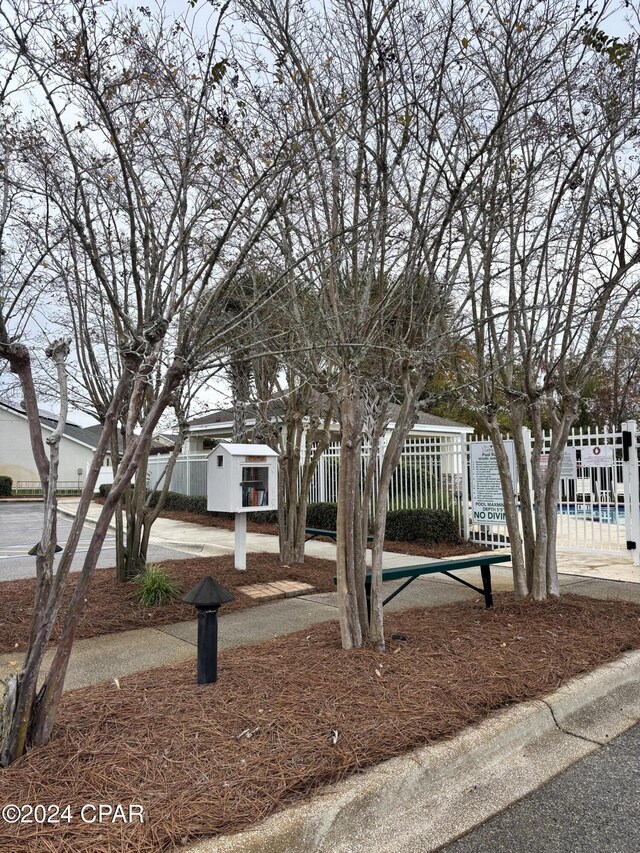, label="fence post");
[460,433,470,541]
[622,420,640,566]
[318,451,326,503]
